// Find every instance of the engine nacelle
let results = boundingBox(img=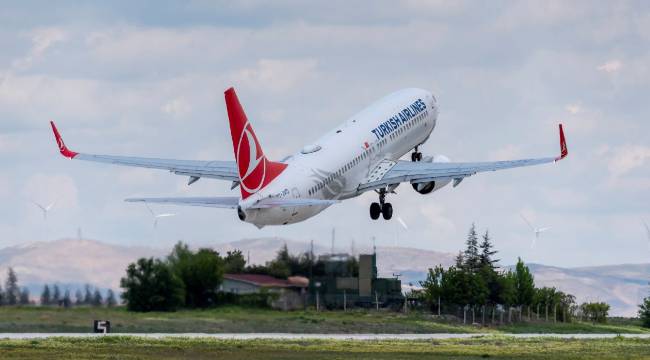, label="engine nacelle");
[412,155,452,195]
